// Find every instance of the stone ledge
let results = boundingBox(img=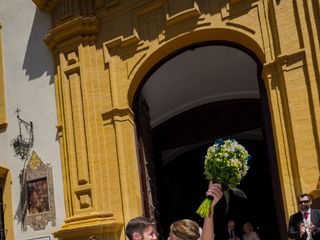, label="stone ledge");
[53,212,122,239]
[102,107,134,125]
